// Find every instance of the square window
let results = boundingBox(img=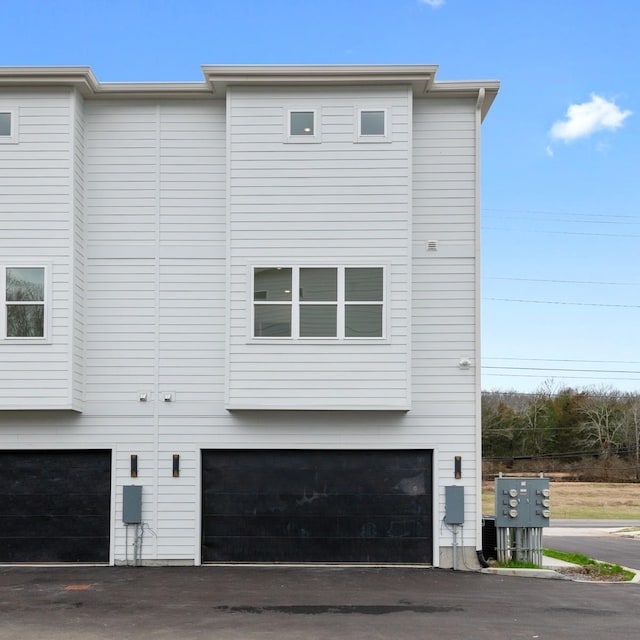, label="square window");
[290,111,315,136]
[345,304,383,338]
[300,268,337,301]
[345,268,383,302]
[300,304,337,337]
[0,113,11,137]
[360,110,385,136]
[254,268,292,301]
[254,304,292,337]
